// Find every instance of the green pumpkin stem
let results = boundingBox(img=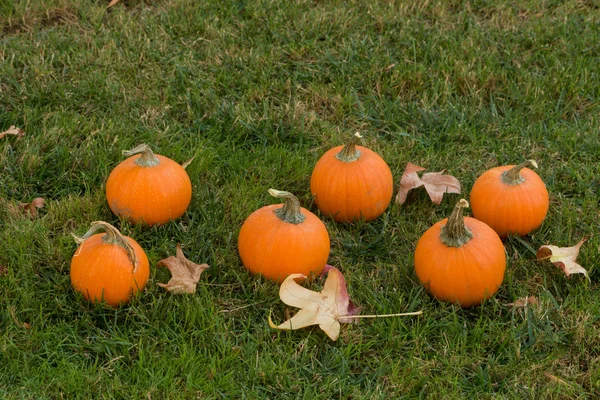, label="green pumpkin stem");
[123,144,161,167]
[268,189,306,224]
[439,199,473,248]
[501,160,538,185]
[335,132,363,162]
[72,221,139,273]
